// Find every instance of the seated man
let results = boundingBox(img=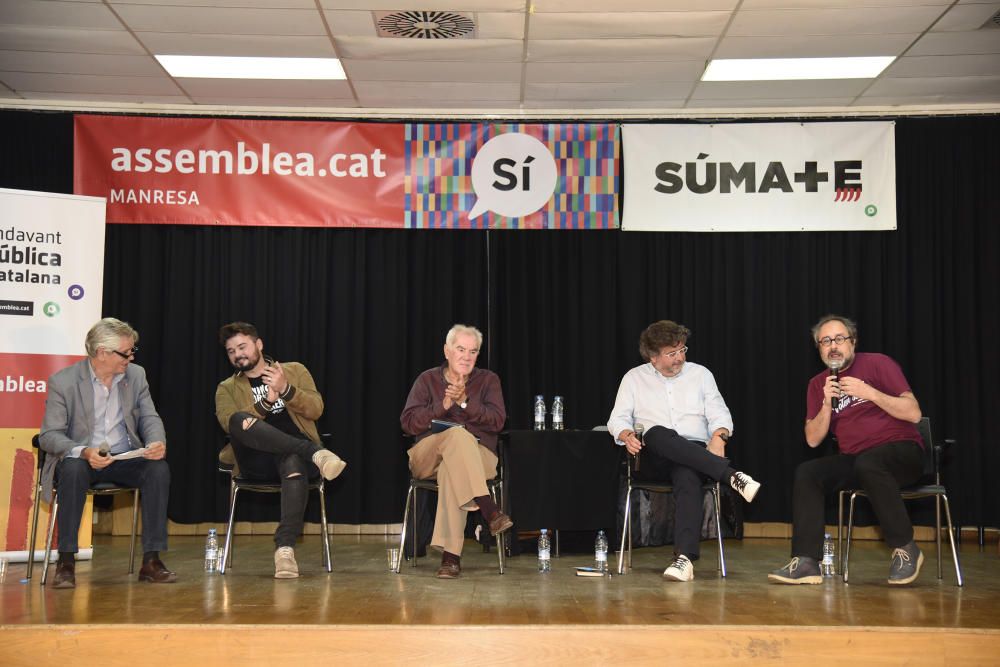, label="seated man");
[608,320,761,581]
[215,322,346,579]
[769,315,925,585]
[40,317,176,588]
[400,324,512,579]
